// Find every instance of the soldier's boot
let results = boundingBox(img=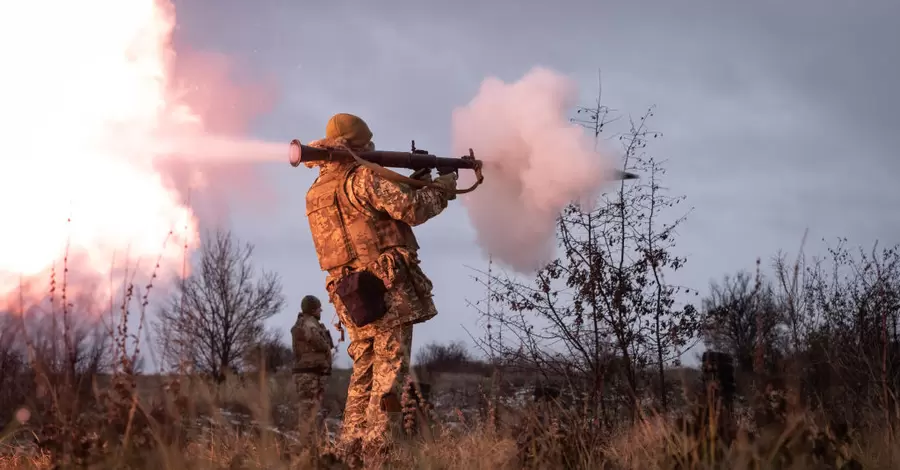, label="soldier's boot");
[336,437,364,469]
[296,401,322,449]
[362,438,397,469]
